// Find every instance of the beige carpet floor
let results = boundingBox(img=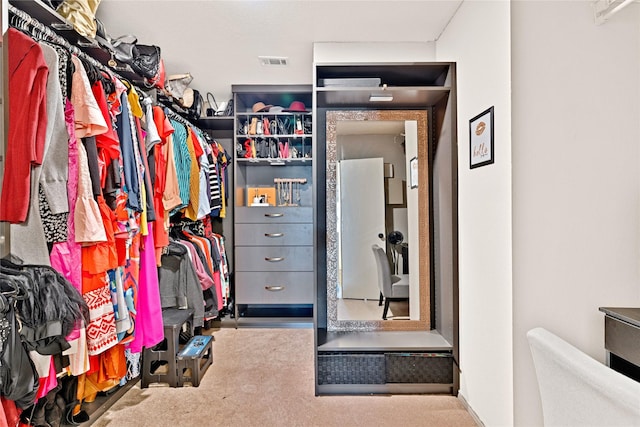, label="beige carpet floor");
[93,328,478,427]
